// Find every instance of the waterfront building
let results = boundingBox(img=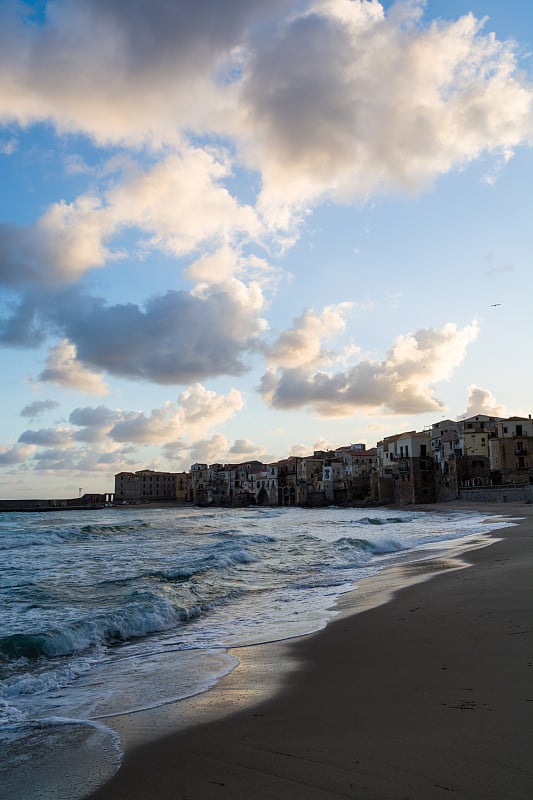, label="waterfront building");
[114,469,189,503]
[489,416,533,485]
